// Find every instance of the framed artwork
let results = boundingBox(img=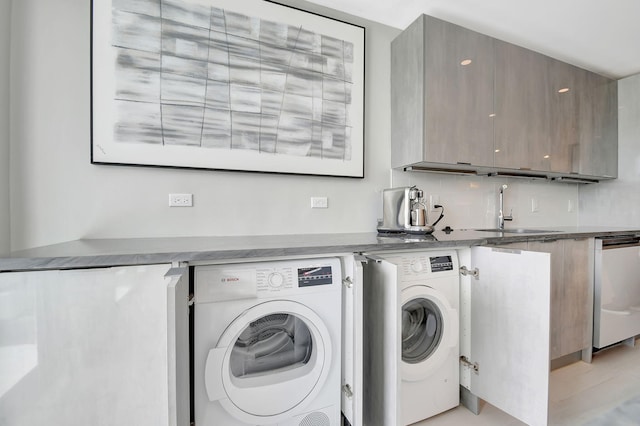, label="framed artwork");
[91,0,365,177]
